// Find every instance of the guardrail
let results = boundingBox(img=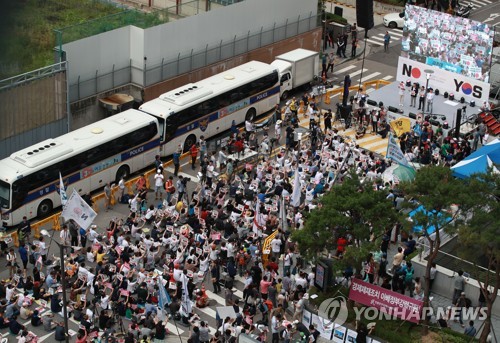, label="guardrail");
[25,118,272,241]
